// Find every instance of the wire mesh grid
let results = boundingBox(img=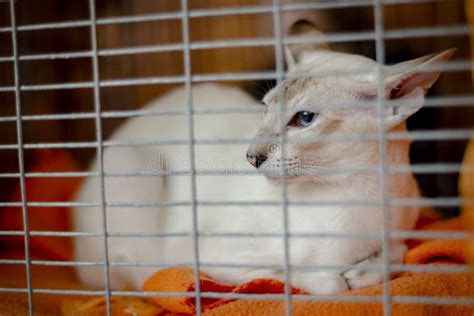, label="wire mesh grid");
[1,0,473,315]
